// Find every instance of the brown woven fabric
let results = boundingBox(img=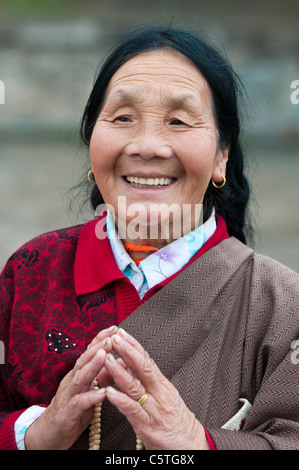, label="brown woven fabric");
[73,237,299,450]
